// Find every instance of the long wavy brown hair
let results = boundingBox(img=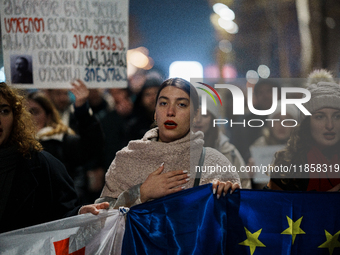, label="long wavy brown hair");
[0,82,42,157]
[273,118,312,167]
